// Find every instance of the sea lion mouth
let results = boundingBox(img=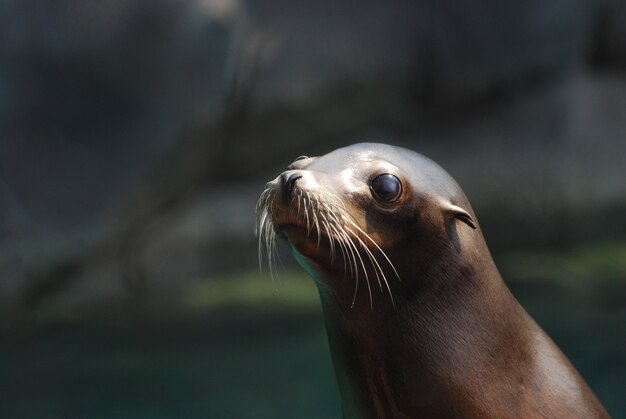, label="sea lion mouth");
[271,194,339,256]
[276,223,335,260]
[255,180,401,309]
[276,224,326,247]
[277,223,327,241]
